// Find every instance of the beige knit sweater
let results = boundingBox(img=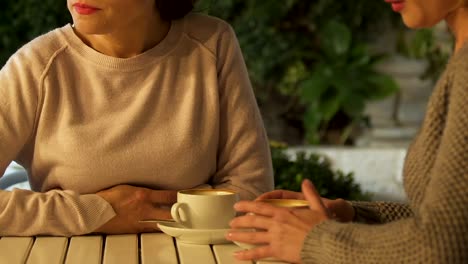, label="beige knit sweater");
[0,13,274,236]
[301,45,468,263]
